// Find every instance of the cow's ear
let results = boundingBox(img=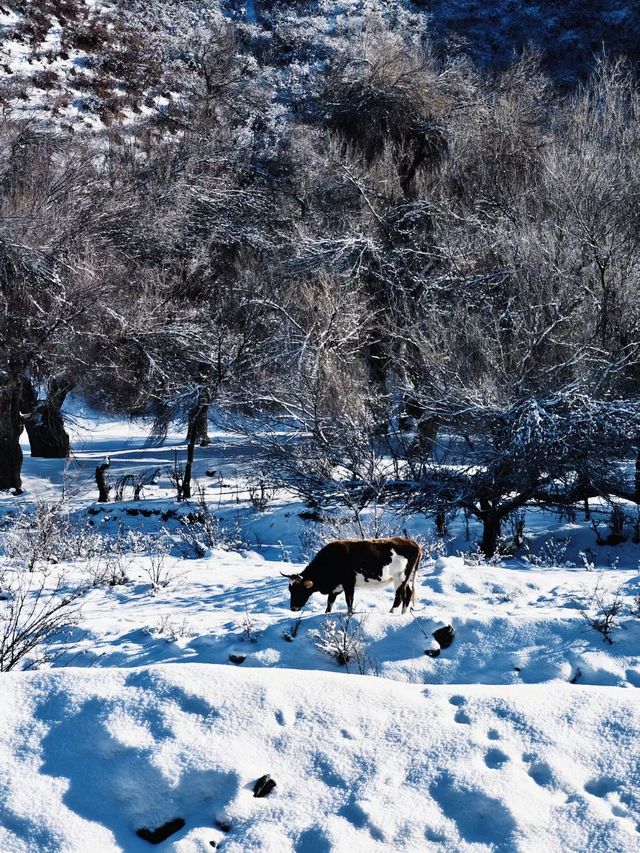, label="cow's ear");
[303,579,314,589]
